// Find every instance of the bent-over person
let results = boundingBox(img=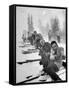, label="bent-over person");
[39,40,62,81]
